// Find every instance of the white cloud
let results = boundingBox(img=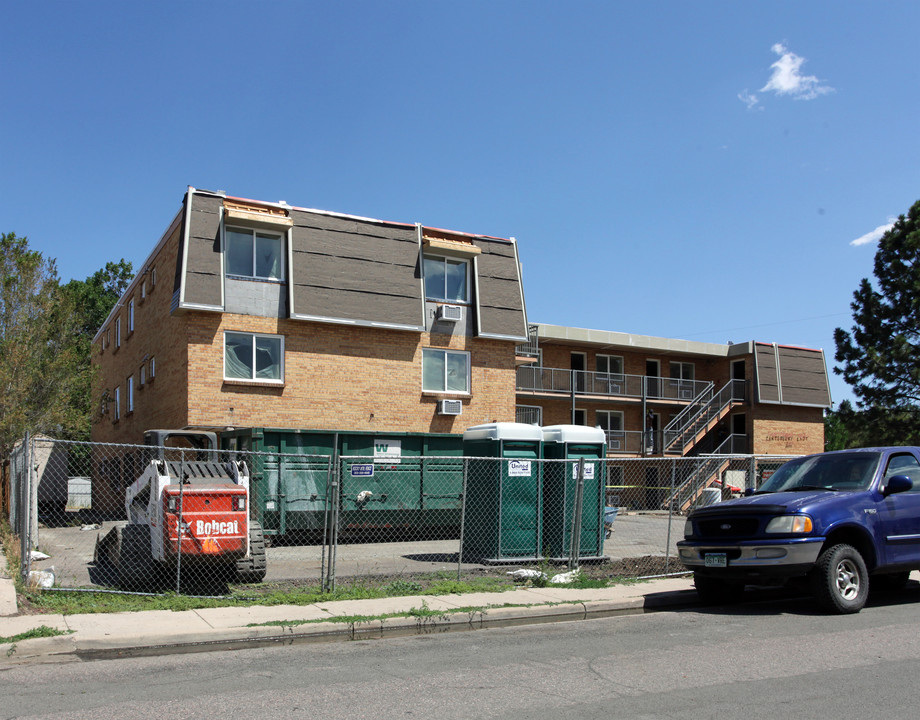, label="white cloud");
[850,220,895,247]
[760,42,834,100]
[738,89,762,111]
